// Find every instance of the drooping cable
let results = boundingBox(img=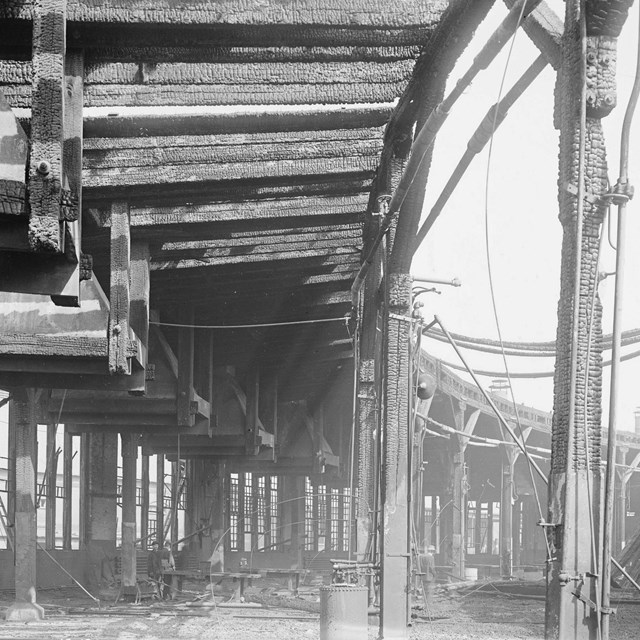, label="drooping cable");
[480,0,551,562]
